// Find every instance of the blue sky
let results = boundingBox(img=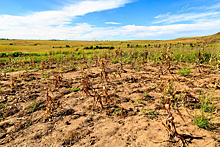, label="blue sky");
[0,0,220,40]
